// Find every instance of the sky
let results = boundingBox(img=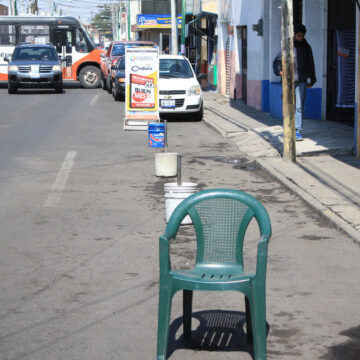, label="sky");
[0,0,116,24]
